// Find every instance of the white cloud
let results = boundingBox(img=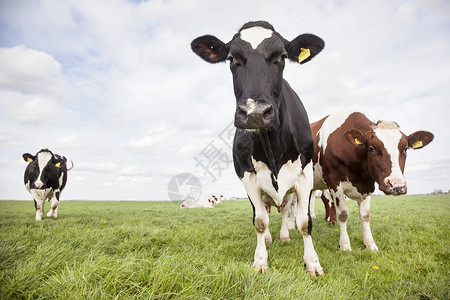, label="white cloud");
[8,97,61,125]
[0,46,66,95]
